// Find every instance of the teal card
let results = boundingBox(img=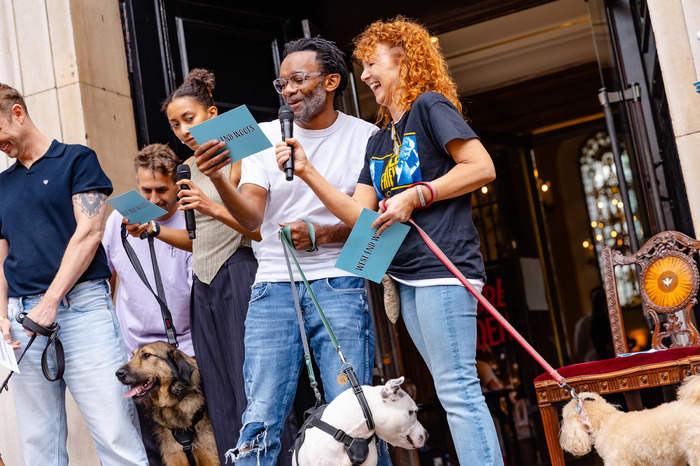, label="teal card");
[108,190,168,225]
[189,105,273,163]
[335,209,410,283]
